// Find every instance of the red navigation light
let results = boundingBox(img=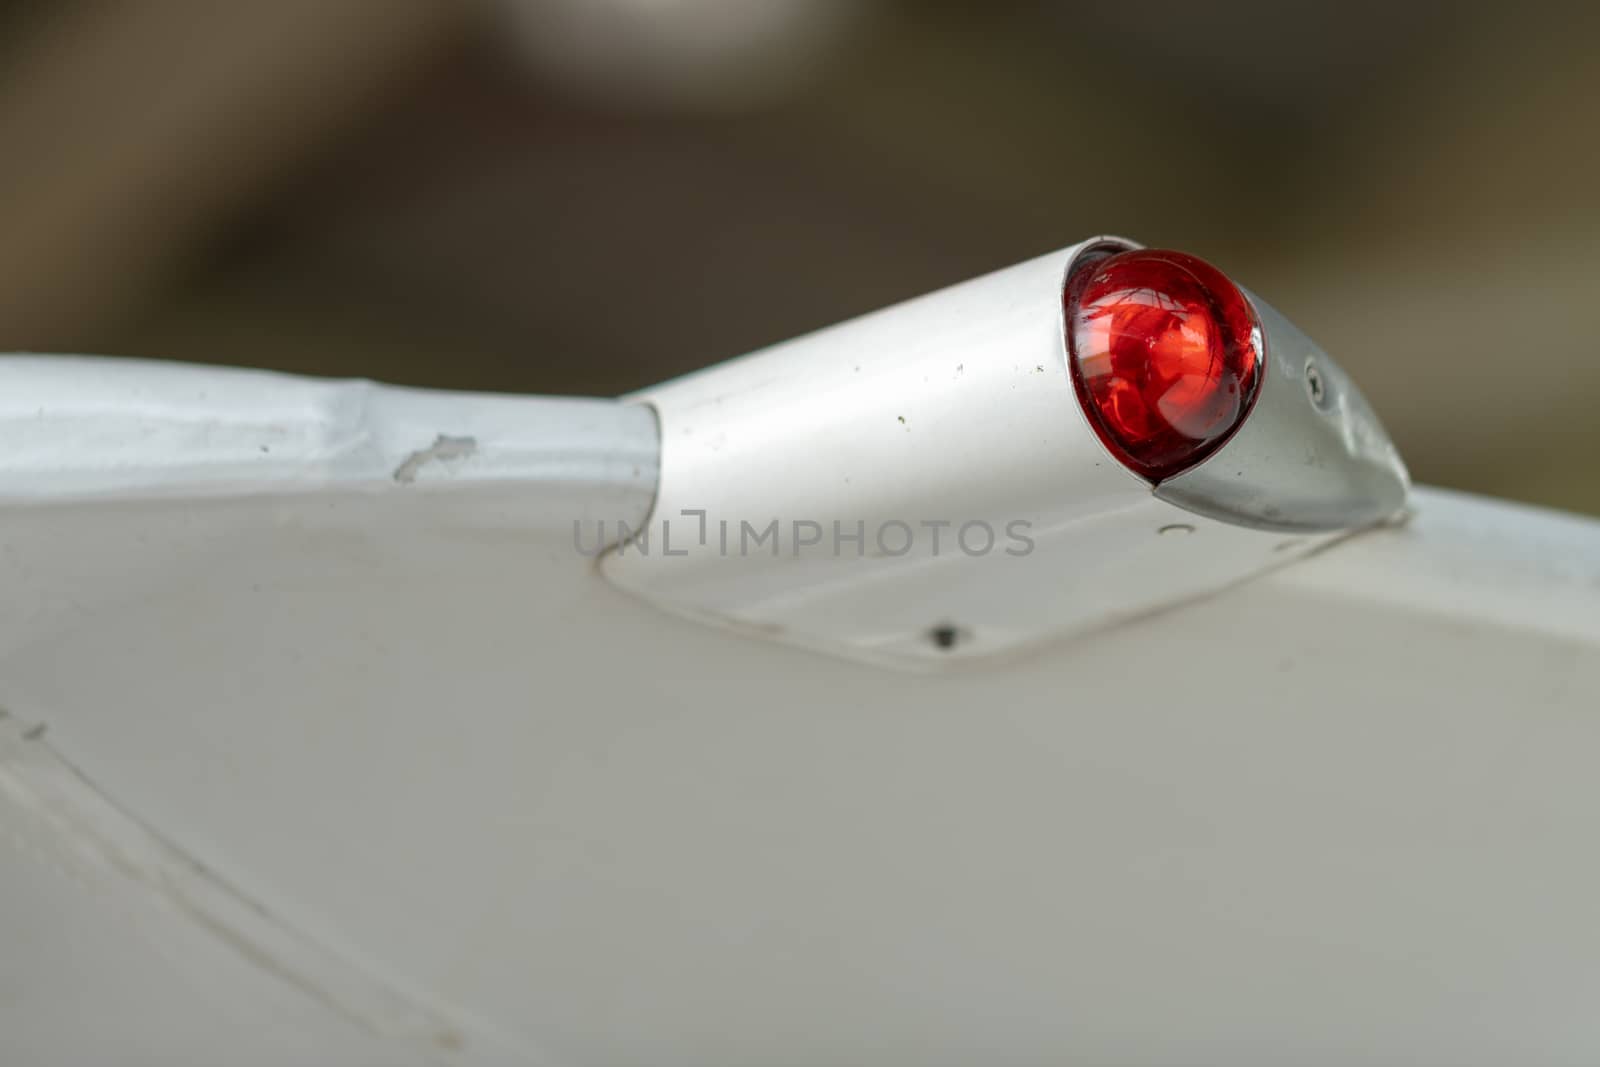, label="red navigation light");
[1065,248,1264,482]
